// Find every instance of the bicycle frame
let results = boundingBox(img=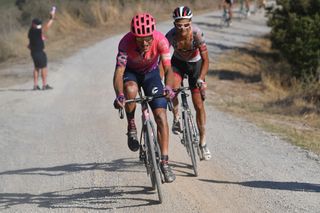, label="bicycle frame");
[119,89,164,203]
[176,79,201,176]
